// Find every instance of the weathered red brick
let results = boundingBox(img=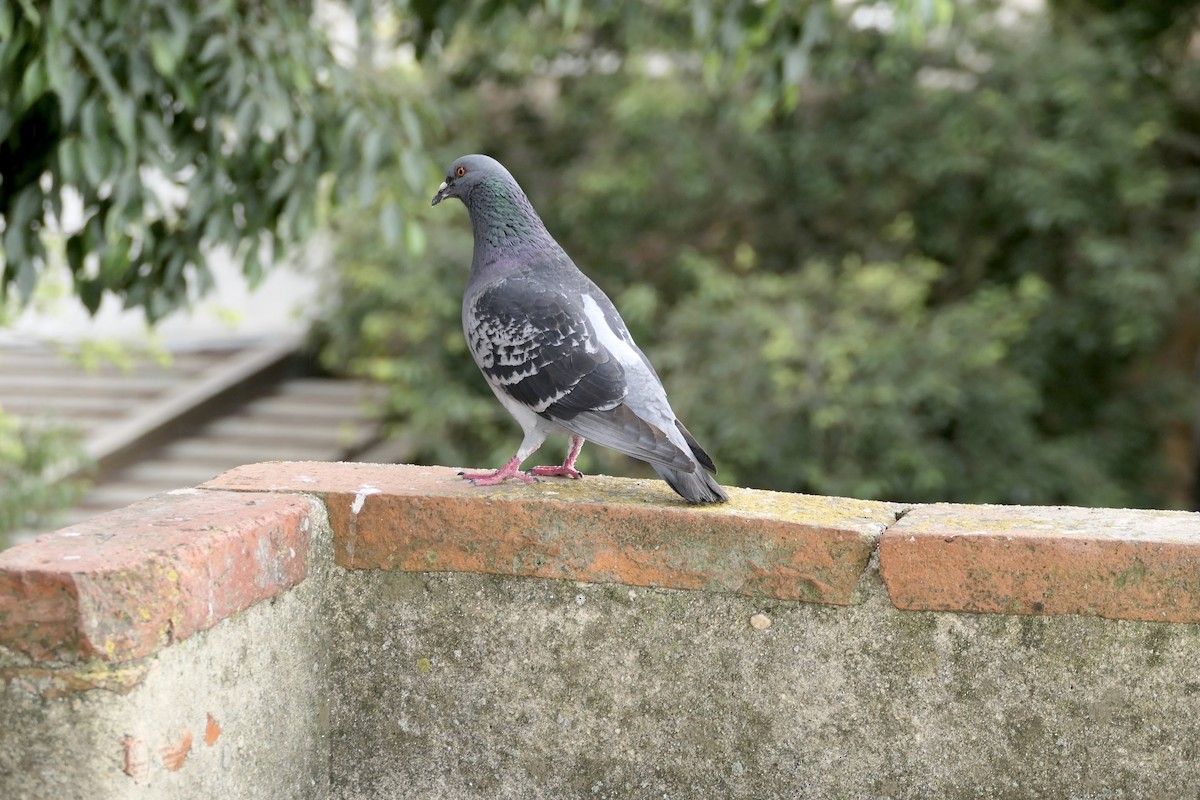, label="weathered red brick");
[205,713,222,746]
[0,490,313,664]
[161,729,193,772]
[203,462,899,604]
[122,735,148,779]
[880,503,1200,622]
